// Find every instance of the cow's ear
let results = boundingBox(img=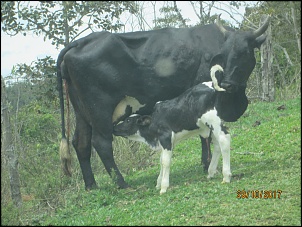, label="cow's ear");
[210,54,224,68]
[137,115,152,126]
[254,35,267,49]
